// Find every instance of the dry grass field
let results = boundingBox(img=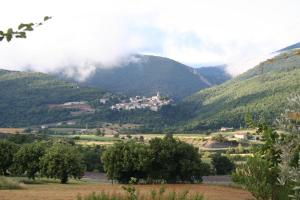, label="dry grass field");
[0,128,24,134]
[0,183,253,200]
